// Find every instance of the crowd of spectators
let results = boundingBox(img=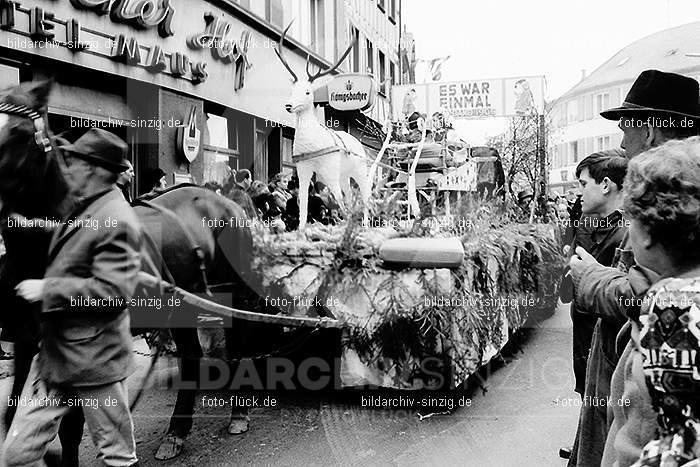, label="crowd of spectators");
[204,169,341,232]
